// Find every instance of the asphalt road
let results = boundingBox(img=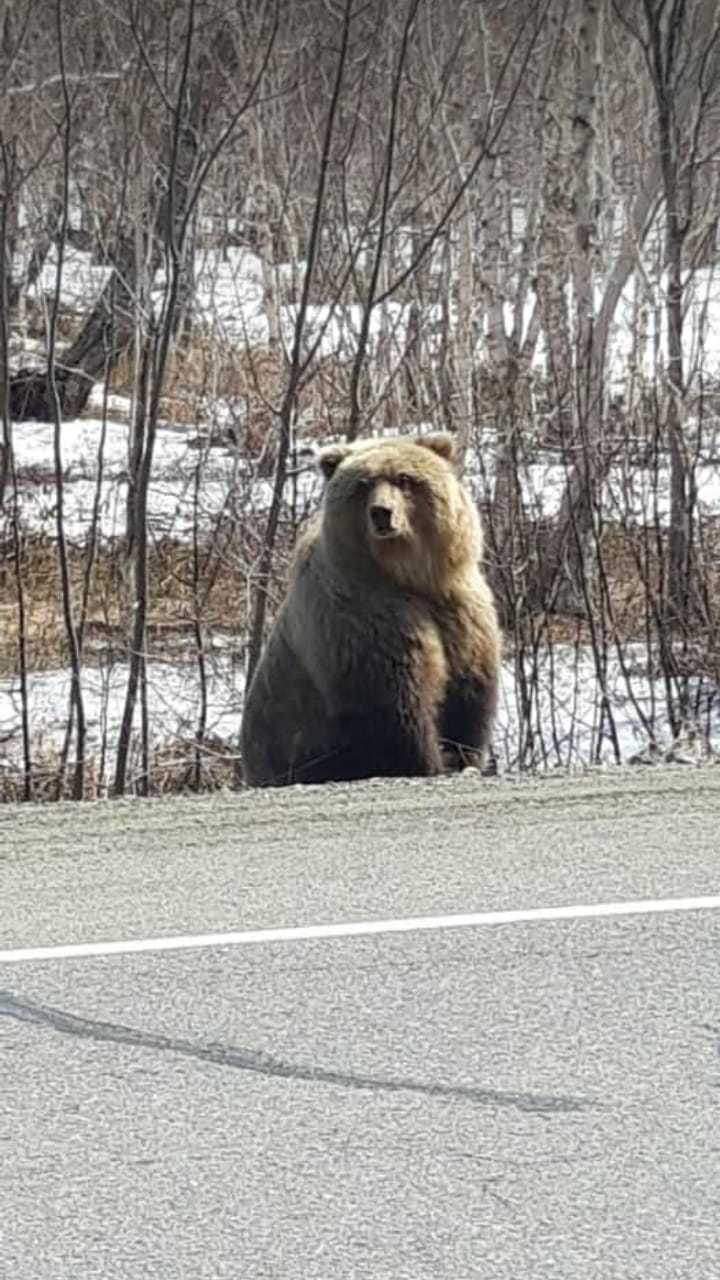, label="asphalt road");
[1,765,720,1278]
